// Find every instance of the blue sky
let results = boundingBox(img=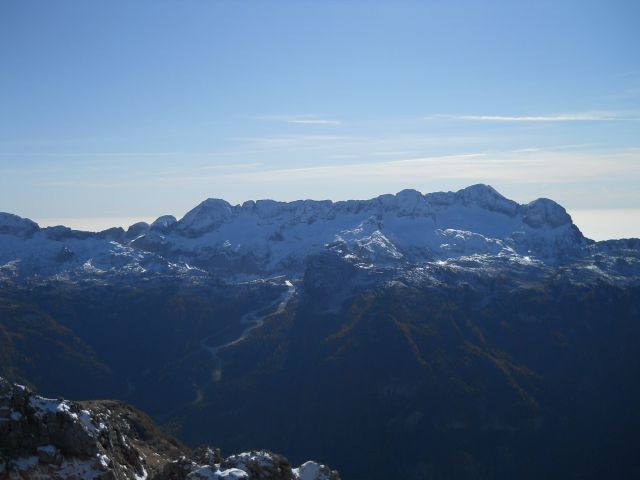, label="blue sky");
[1,0,639,239]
